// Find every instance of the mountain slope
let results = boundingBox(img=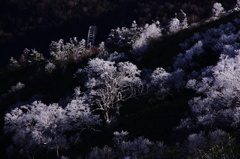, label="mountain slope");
[1,4,240,159]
